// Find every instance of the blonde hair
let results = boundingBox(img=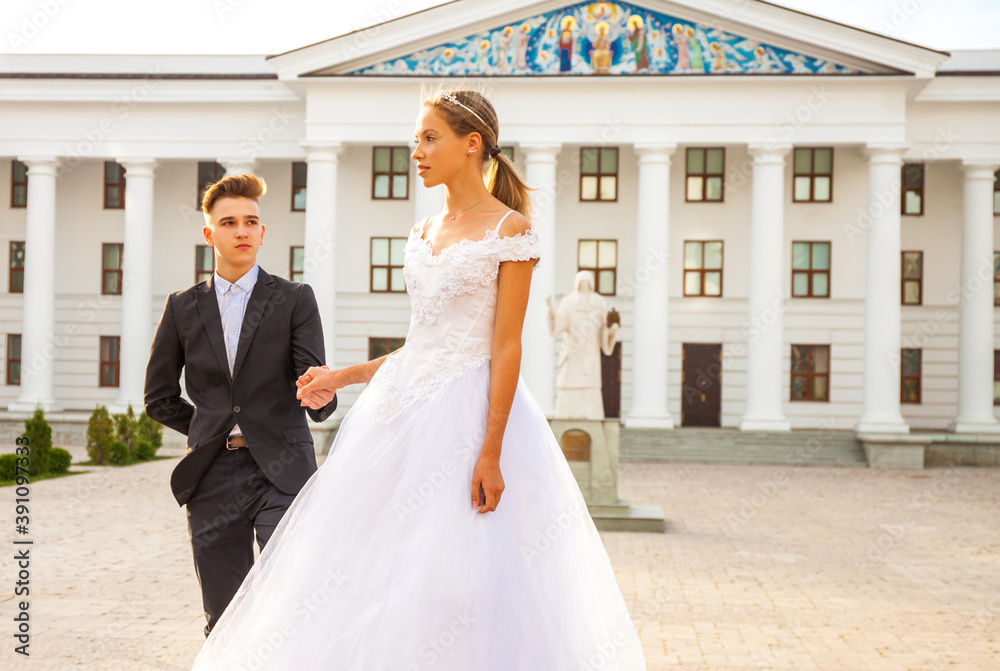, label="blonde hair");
[422,86,534,219]
[201,173,267,219]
